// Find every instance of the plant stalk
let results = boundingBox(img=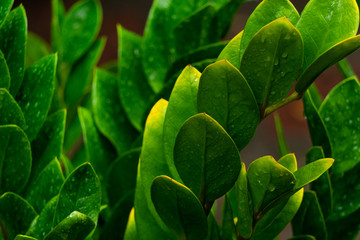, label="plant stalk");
[262,91,302,120]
